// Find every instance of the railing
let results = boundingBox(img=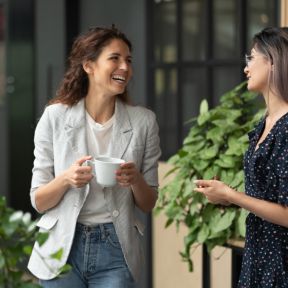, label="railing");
[202,240,244,288]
